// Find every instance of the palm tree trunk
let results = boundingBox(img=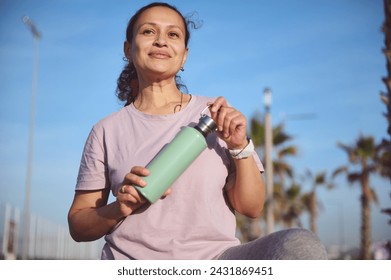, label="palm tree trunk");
[360,174,372,259]
[309,192,317,234]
